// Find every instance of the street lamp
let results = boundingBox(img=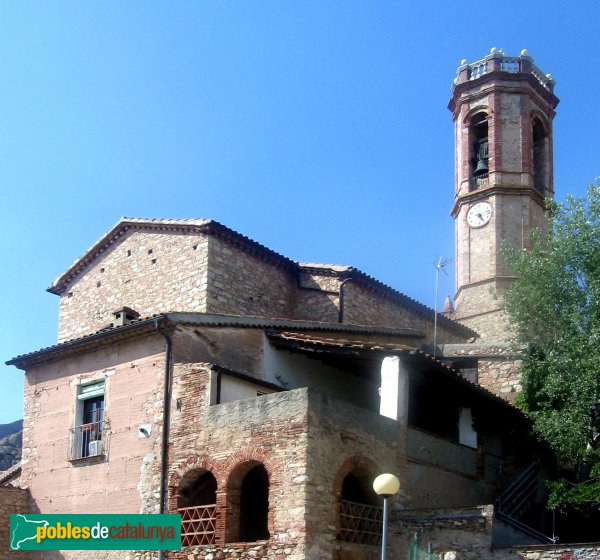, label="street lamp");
[373,473,400,560]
